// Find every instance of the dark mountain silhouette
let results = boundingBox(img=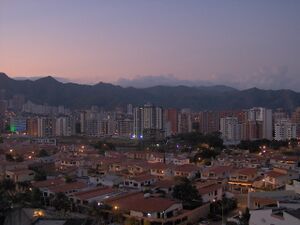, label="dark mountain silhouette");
[1,72,300,111]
